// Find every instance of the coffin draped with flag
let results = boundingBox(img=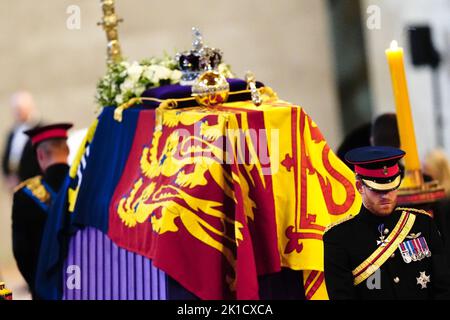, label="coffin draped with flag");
[36,79,361,300]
